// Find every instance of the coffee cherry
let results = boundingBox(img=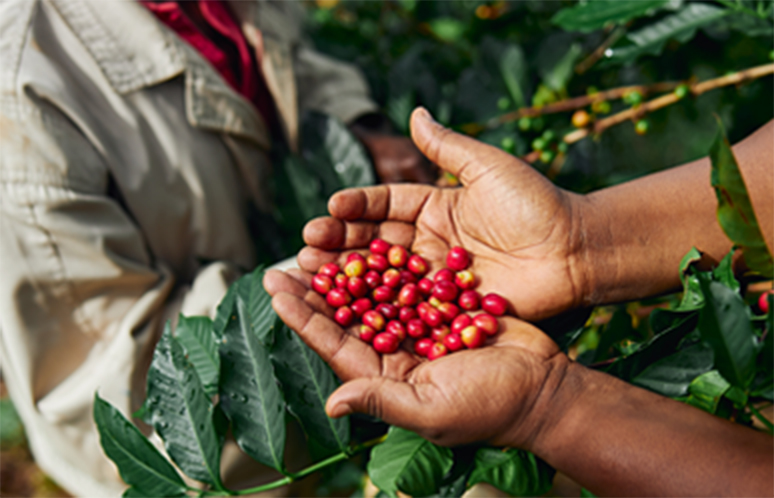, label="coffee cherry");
[433,268,455,283]
[481,293,507,316]
[433,280,459,302]
[414,338,434,357]
[572,110,590,128]
[624,90,643,106]
[370,238,391,255]
[312,274,333,295]
[451,314,472,335]
[347,277,368,298]
[430,324,451,343]
[422,307,444,327]
[344,259,366,278]
[518,116,531,131]
[399,270,418,286]
[319,263,340,278]
[367,254,389,273]
[443,333,464,352]
[334,306,354,327]
[473,313,499,336]
[427,342,448,361]
[407,319,428,338]
[362,310,386,331]
[446,246,470,271]
[759,290,773,314]
[376,302,398,320]
[532,137,546,152]
[359,325,376,343]
[398,283,421,307]
[418,278,434,295]
[386,320,407,341]
[454,270,476,290]
[351,298,372,317]
[540,150,555,164]
[437,302,460,323]
[461,325,486,349]
[407,255,429,275]
[674,84,690,99]
[458,290,481,311]
[635,119,649,136]
[417,302,432,318]
[364,270,382,289]
[347,253,366,264]
[373,332,399,354]
[334,273,348,289]
[382,269,401,288]
[428,296,442,308]
[399,306,418,323]
[388,245,409,267]
[326,288,351,308]
[373,286,394,303]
